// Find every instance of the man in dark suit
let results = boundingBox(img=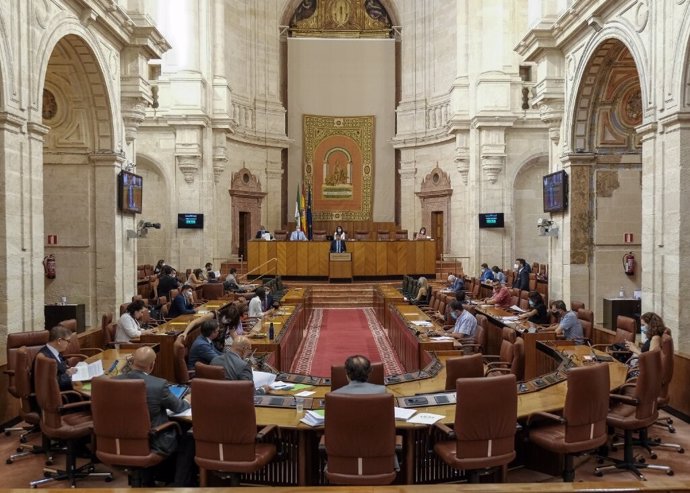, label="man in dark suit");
[330,237,347,253]
[116,346,195,486]
[210,335,270,395]
[187,319,222,370]
[35,325,77,391]
[512,257,531,291]
[169,284,197,318]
